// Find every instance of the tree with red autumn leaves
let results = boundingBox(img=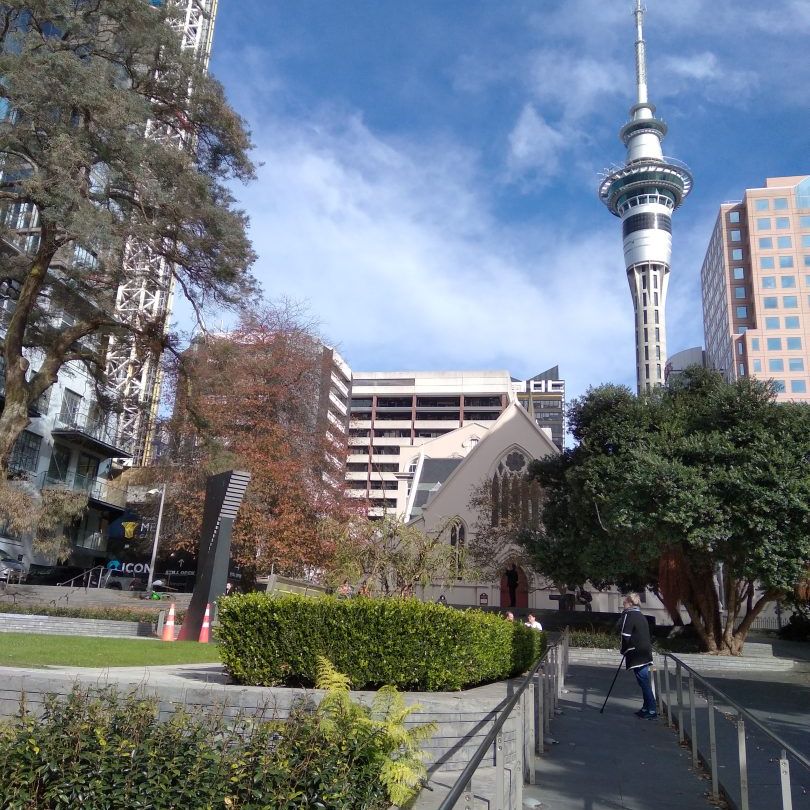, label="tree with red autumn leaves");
[158,303,355,581]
